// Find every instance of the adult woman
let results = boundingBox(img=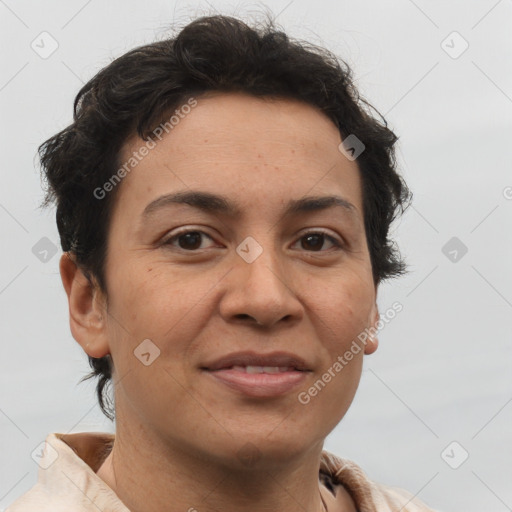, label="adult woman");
[7,13,439,512]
